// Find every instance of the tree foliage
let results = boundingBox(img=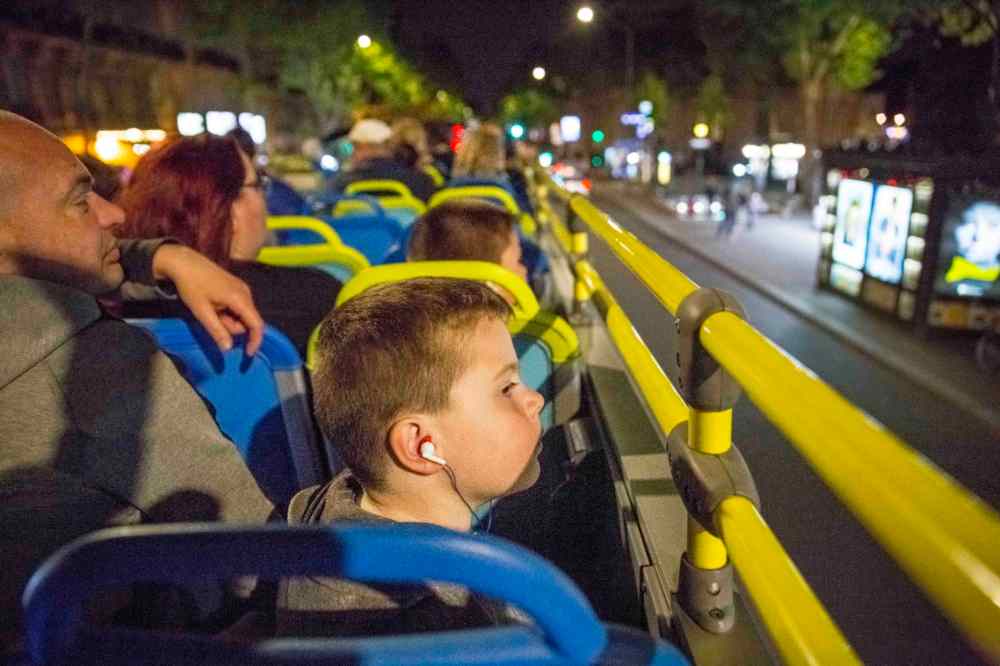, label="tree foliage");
[498,88,560,128]
[634,70,672,129]
[184,0,467,131]
[694,73,732,135]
